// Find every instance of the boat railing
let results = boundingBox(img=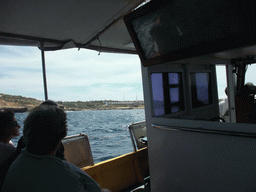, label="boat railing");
[82,147,149,192]
[62,130,149,191]
[62,133,94,167]
[128,121,147,151]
